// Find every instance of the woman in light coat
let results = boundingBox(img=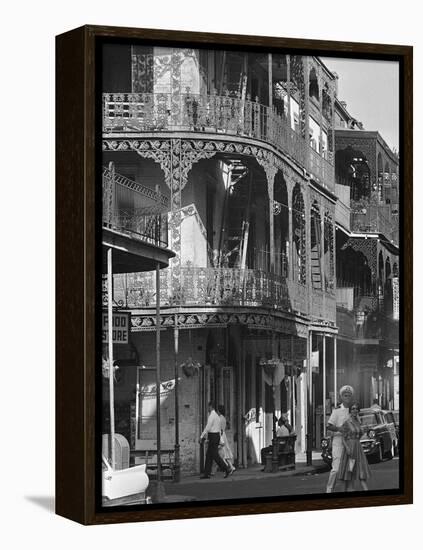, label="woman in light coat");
[217,405,235,475]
